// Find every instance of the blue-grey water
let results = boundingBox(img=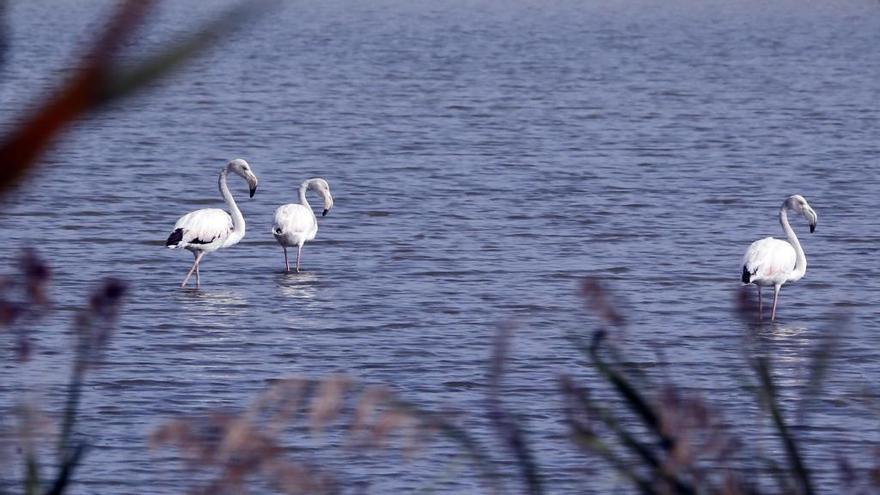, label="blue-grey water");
[1,0,879,493]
